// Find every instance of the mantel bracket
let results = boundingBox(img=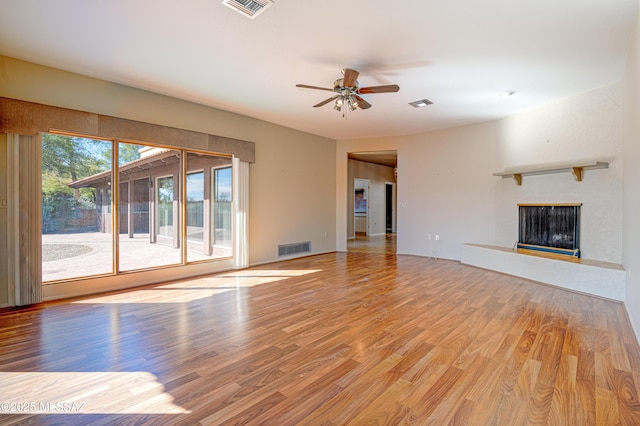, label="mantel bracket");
[572,166,584,182]
[512,173,522,186]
